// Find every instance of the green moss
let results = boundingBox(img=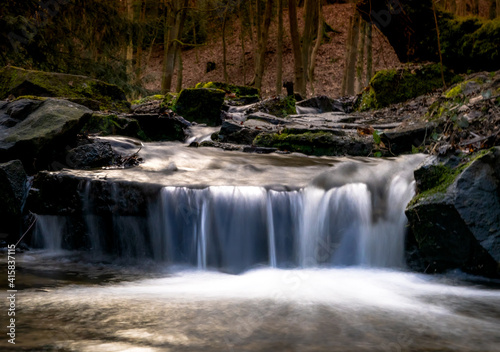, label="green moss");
[81,113,143,138]
[174,88,225,126]
[439,17,500,72]
[258,95,296,118]
[160,93,177,109]
[410,149,492,206]
[13,95,48,101]
[253,130,371,156]
[356,64,462,111]
[131,94,164,105]
[195,82,260,97]
[0,66,129,112]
